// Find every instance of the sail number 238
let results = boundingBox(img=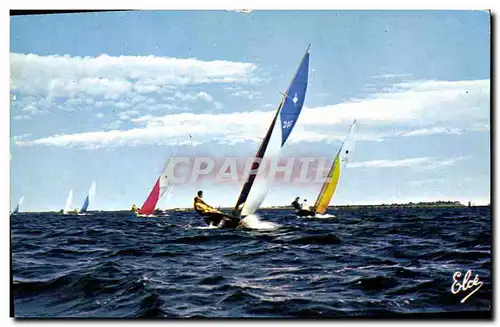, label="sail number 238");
[282,120,294,129]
